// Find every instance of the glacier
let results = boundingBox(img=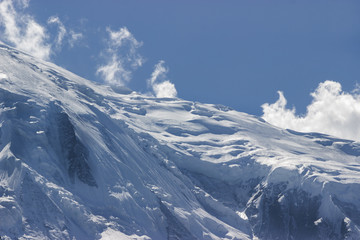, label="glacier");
[0,42,360,239]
